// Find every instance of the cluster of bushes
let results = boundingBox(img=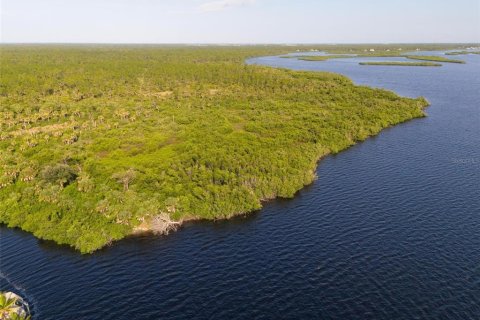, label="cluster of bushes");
[0,45,428,253]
